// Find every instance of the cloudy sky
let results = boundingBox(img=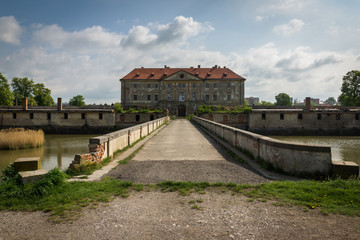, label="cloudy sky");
[1,0,360,104]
